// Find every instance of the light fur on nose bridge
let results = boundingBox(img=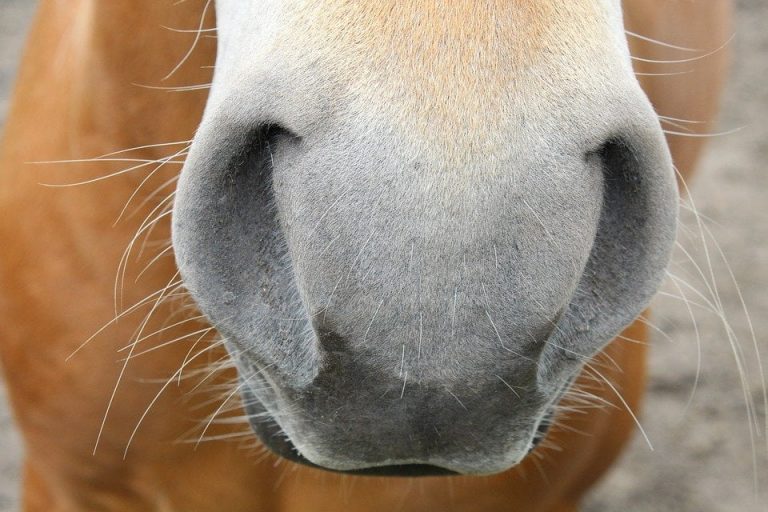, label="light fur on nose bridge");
[280,0,609,163]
